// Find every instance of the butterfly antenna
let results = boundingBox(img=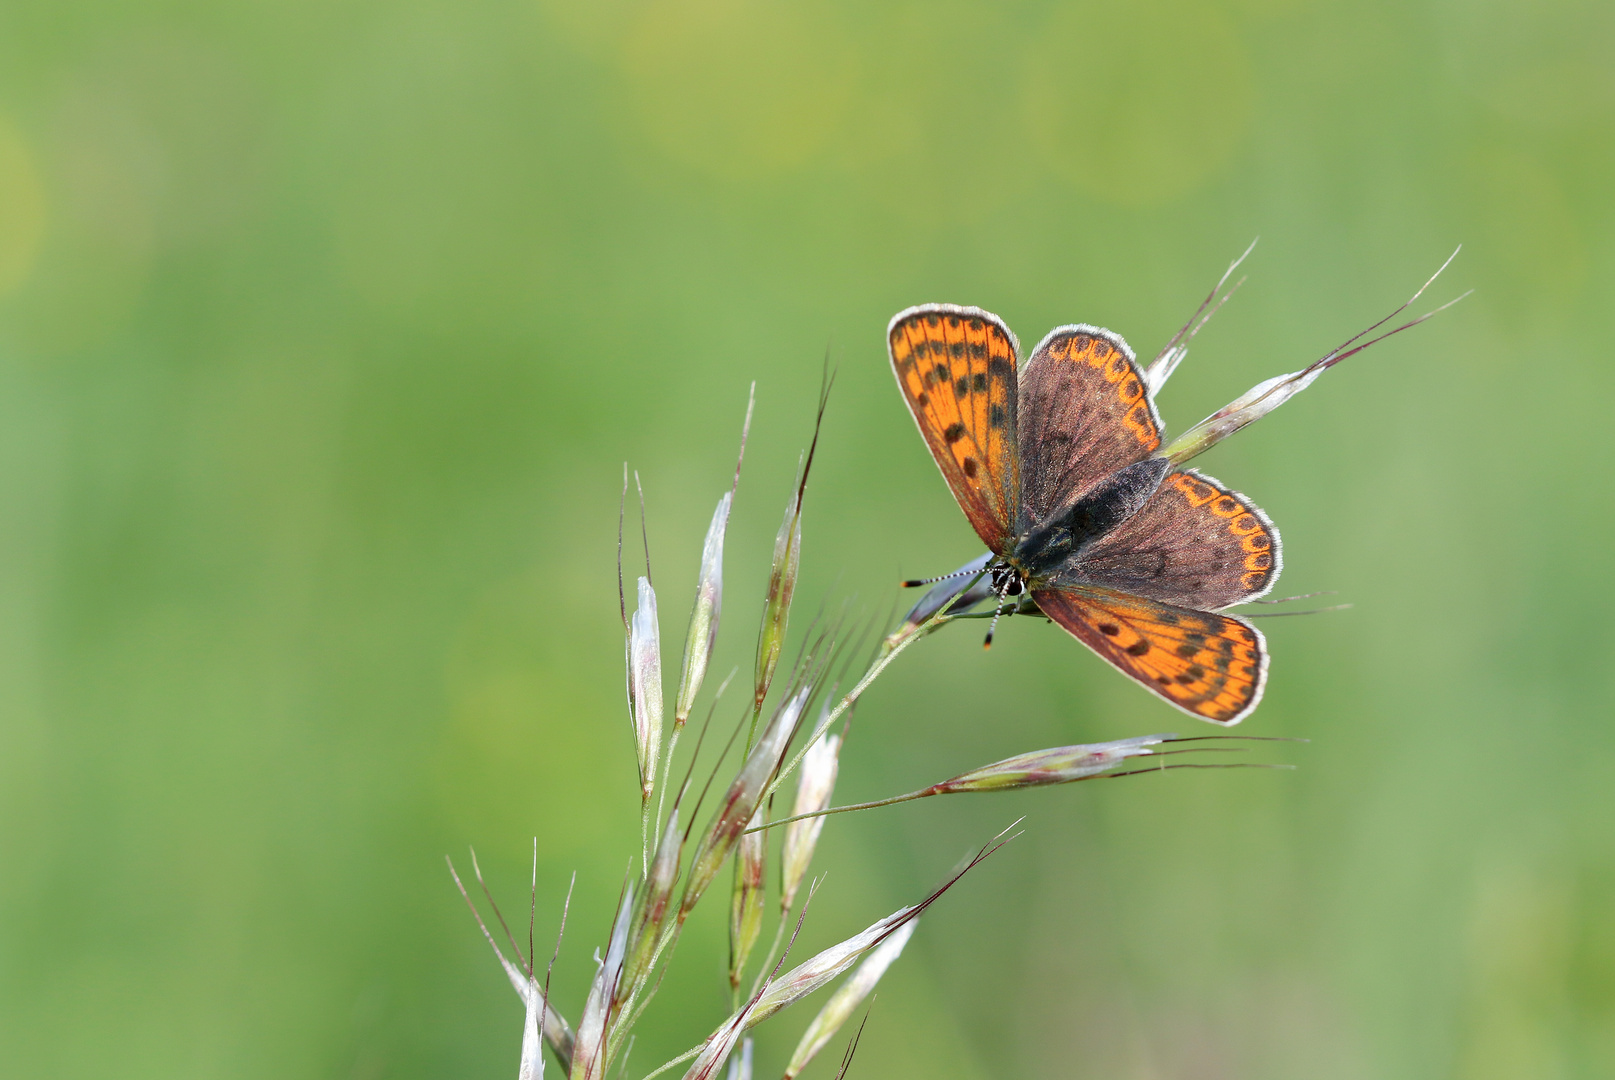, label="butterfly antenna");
[982,580,1013,649]
[901,566,983,589]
